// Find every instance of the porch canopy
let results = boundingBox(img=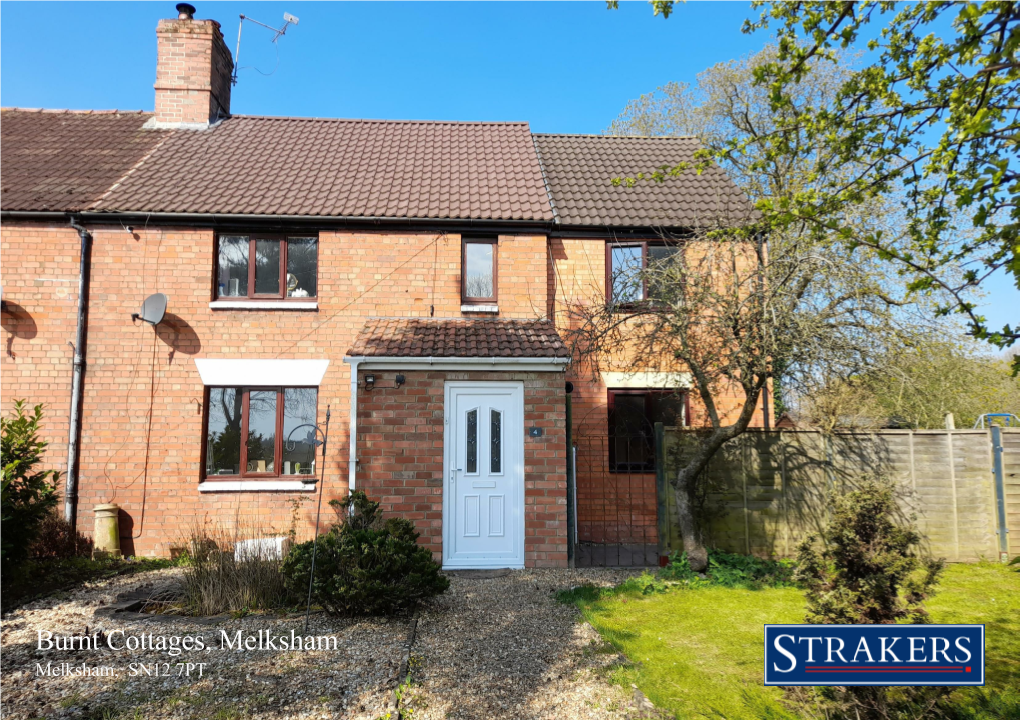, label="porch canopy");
[344,317,571,371]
